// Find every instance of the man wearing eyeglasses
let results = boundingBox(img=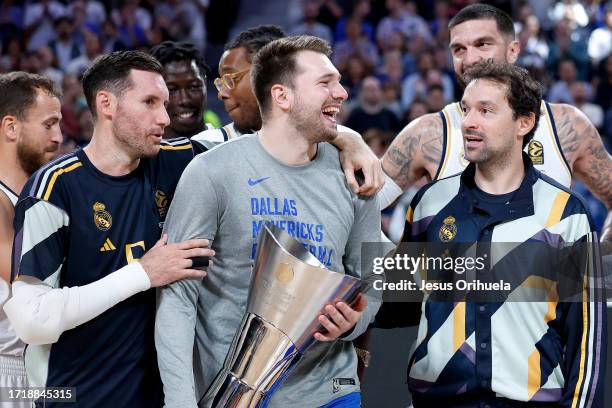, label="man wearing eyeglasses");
[191,25,384,196]
[190,25,282,150]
